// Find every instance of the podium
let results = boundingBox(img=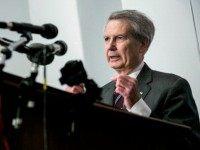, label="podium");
[0,72,199,150]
